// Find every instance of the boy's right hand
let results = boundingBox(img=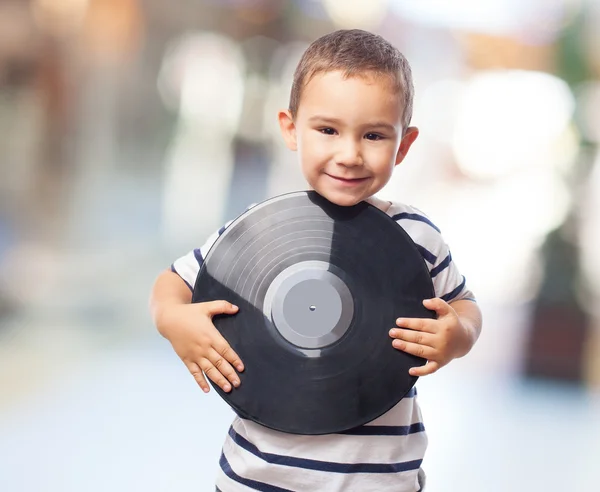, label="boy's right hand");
[159,300,244,393]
